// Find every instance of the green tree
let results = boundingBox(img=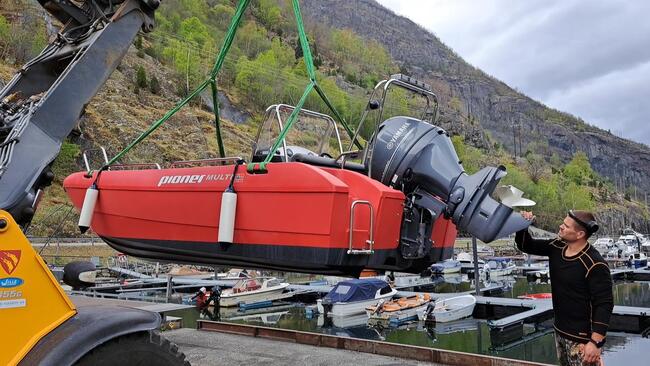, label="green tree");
[255,0,283,32]
[564,151,594,185]
[0,15,9,57]
[161,38,205,92]
[236,21,271,59]
[209,4,236,30]
[561,181,594,211]
[149,75,161,94]
[136,65,148,89]
[179,17,211,48]
[525,153,547,183]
